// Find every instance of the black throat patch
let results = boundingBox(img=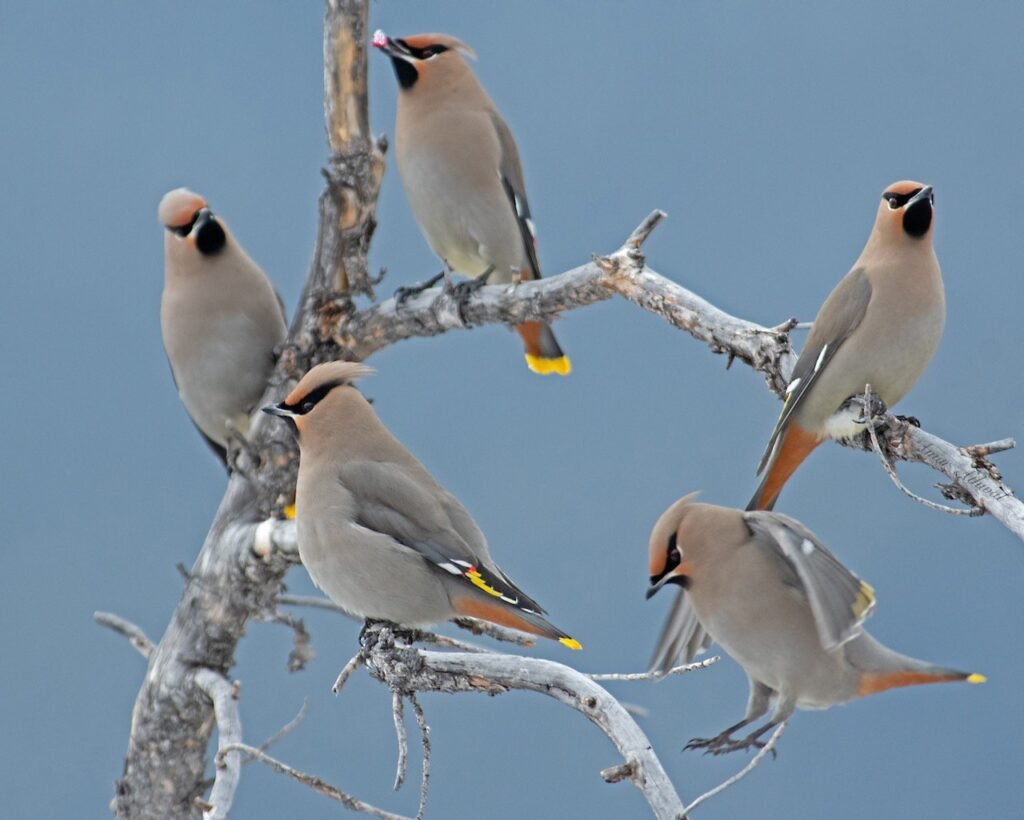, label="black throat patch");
[902,196,933,238]
[391,58,418,90]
